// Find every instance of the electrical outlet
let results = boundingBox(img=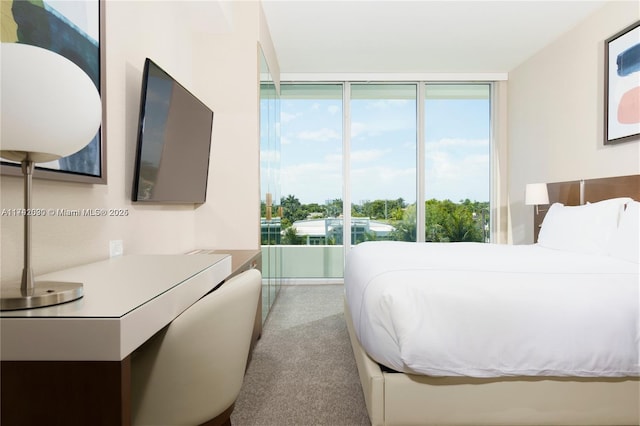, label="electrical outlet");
[109,240,123,258]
